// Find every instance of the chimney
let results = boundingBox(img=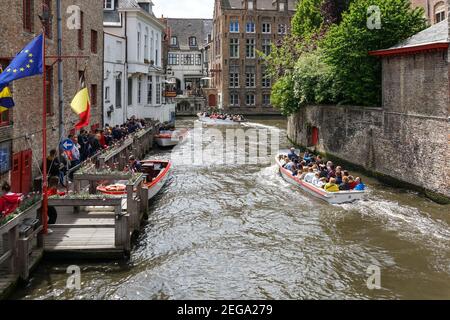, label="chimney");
[137,0,154,14]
